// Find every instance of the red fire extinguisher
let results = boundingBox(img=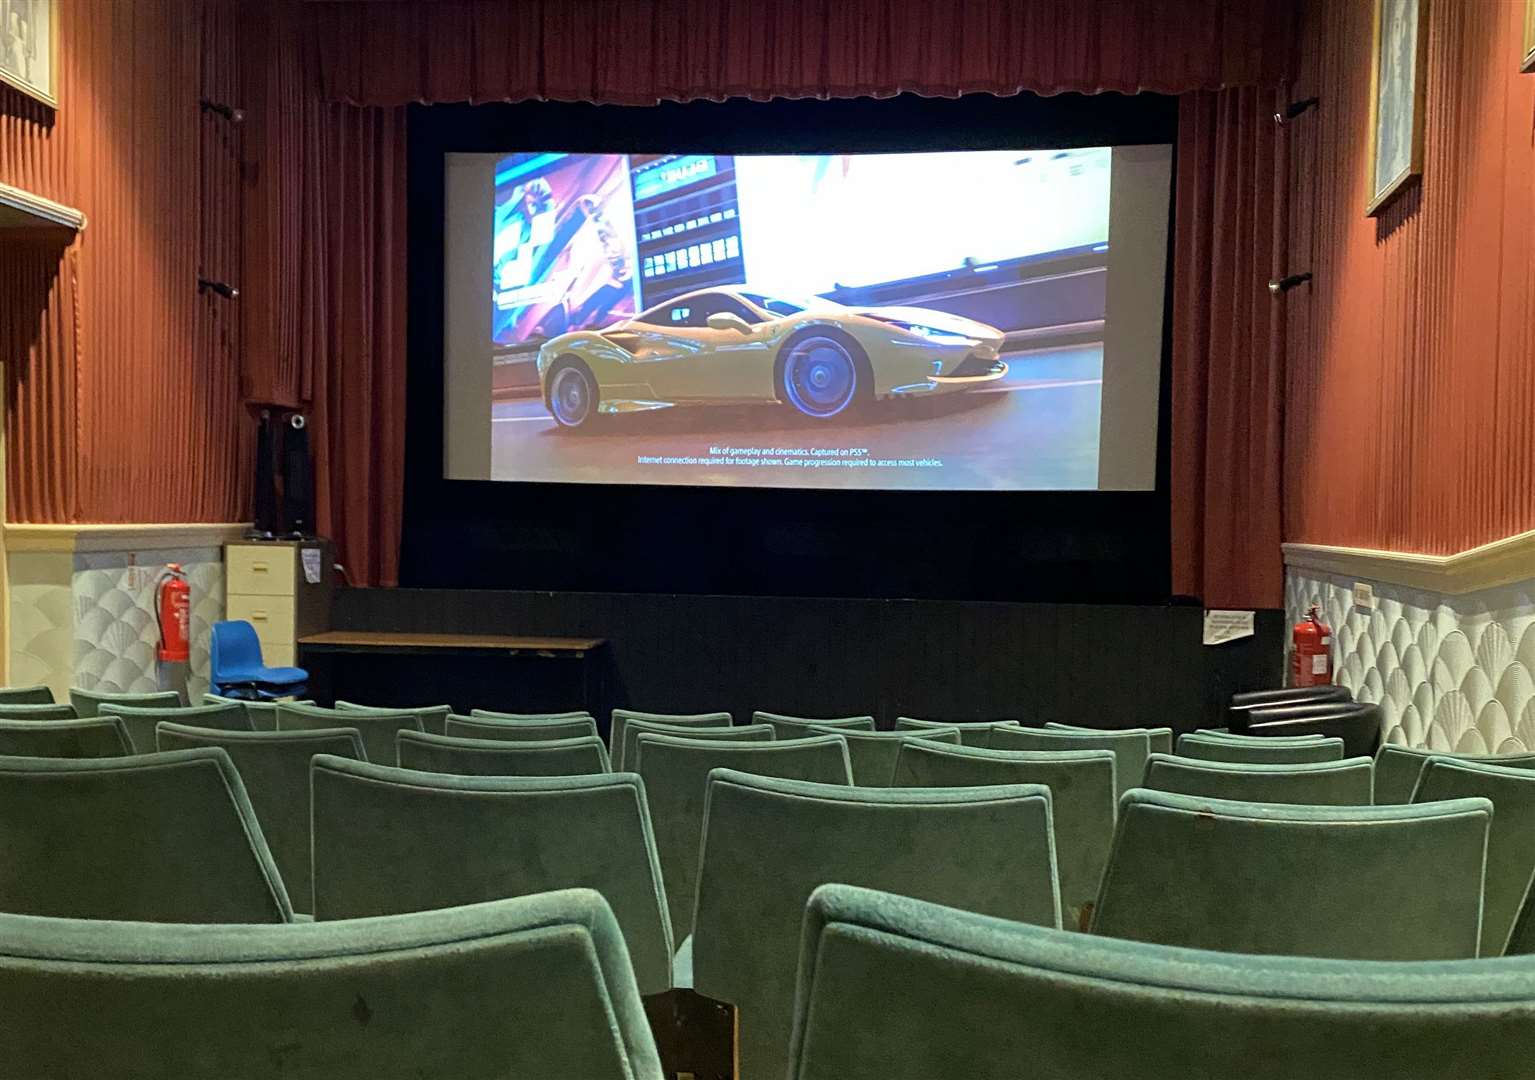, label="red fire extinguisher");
[156,564,191,663]
[1291,604,1333,687]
